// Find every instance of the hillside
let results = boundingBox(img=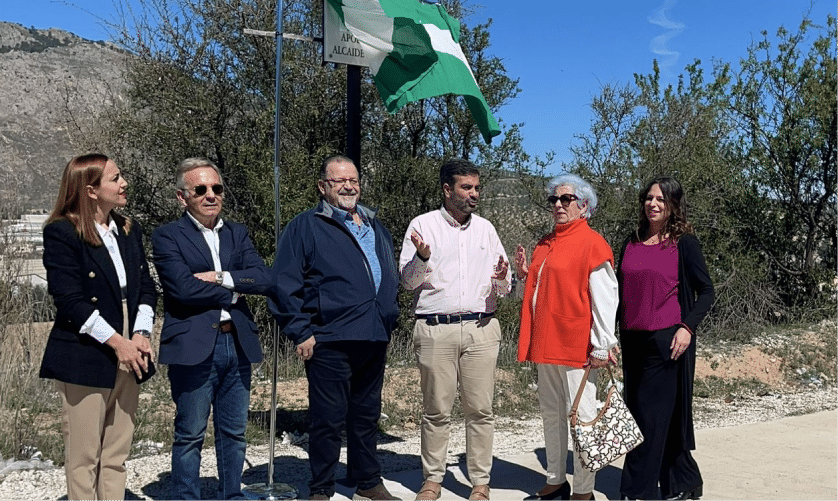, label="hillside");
[0,21,127,213]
